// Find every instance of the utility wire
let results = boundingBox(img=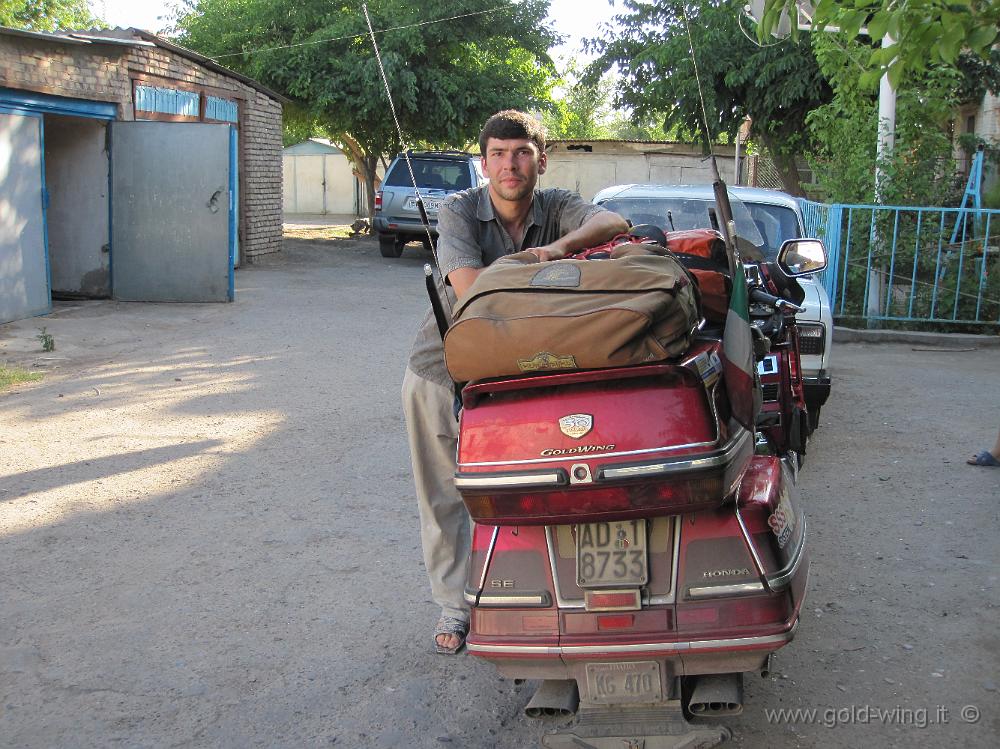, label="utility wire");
[212,5,508,60]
